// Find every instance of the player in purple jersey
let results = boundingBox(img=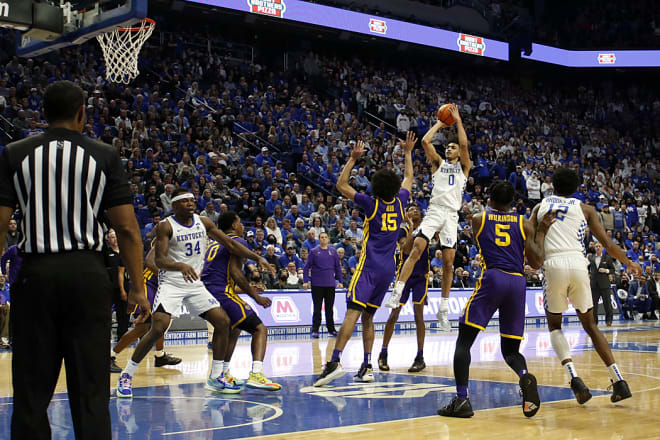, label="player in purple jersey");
[110,241,181,373]
[438,181,553,419]
[314,132,415,387]
[201,211,281,391]
[379,205,430,372]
